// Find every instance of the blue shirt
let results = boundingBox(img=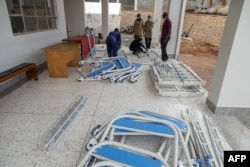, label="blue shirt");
[107,31,121,44]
